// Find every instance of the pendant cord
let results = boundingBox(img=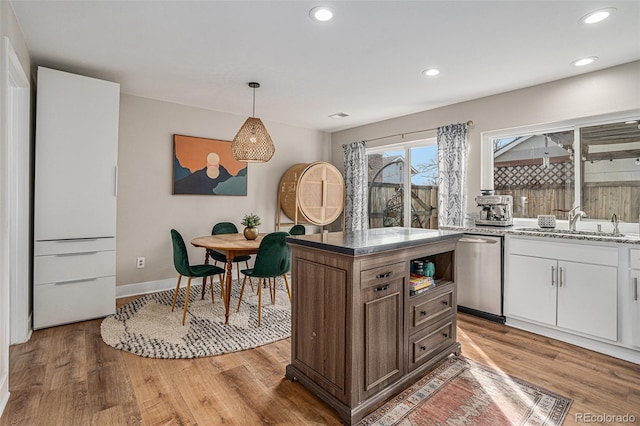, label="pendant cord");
[252,86,256,118]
